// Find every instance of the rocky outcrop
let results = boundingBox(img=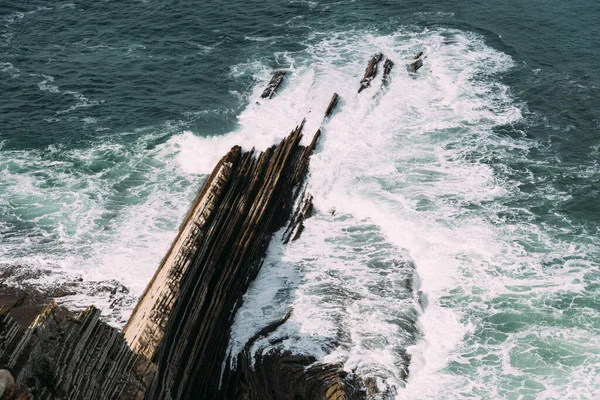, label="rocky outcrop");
[123,151,235,360]
[0,304,155,400]
[358,53,383,93]
[260,71,286,99]
[0,55,421,398]
[143,121,329,399]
